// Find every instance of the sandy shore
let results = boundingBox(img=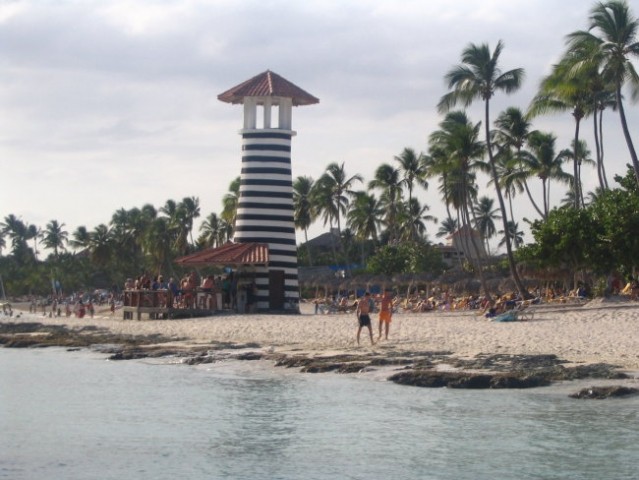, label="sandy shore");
[4,297,639,370]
